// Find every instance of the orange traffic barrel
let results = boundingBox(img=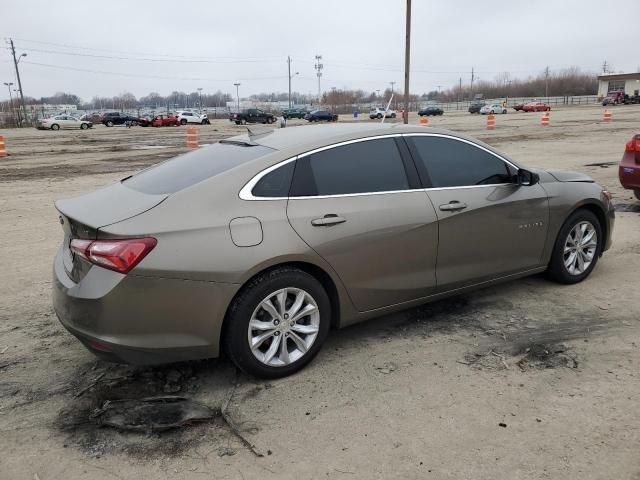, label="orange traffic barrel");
[486,114,495,130]
[0,135,6,157]
[419,116,428,125]
[603,110,612,123]
[186,126,198,149]
[541,111,550,126]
